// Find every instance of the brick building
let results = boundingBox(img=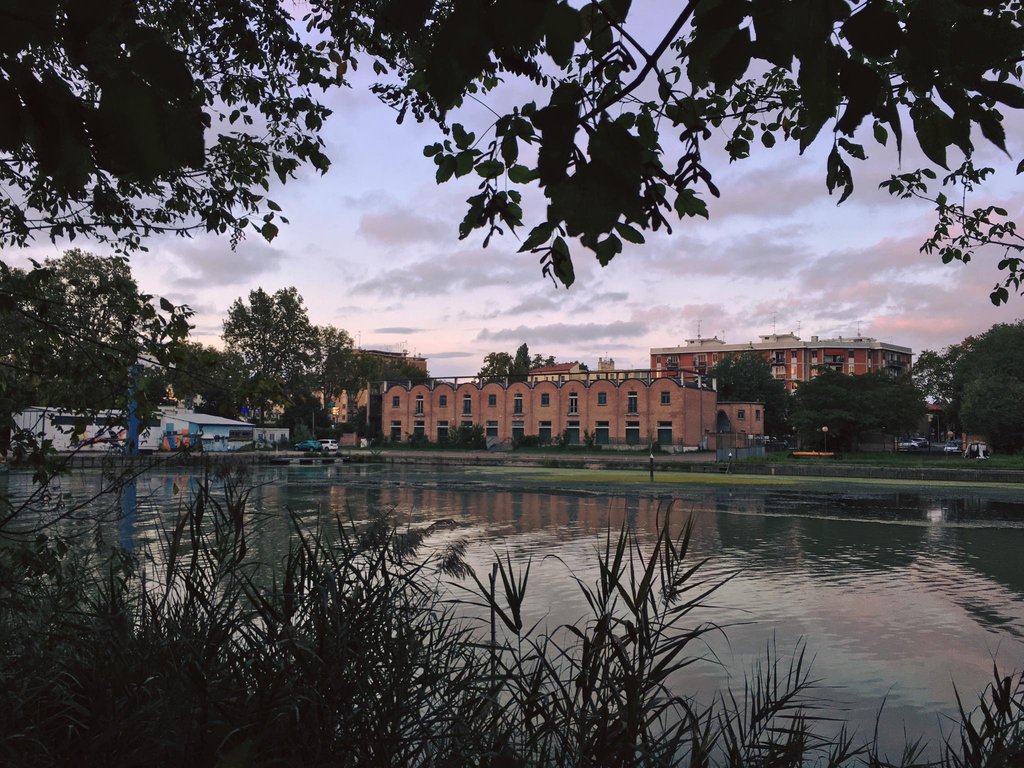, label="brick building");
[651,333,912,391]
[373,371,764,451]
